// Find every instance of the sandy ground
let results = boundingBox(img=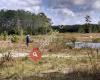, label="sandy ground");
[0,52,88,59]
